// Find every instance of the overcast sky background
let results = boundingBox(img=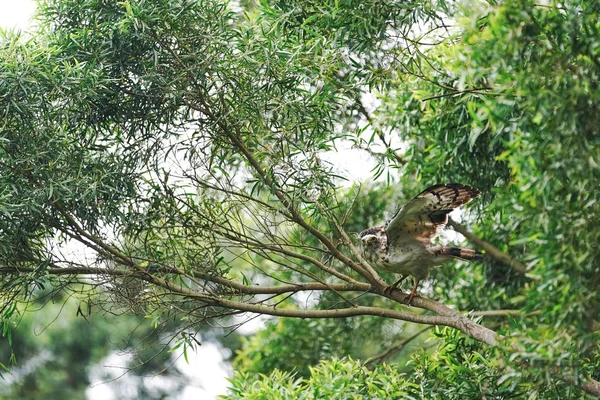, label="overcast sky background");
[0,0,36,31]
